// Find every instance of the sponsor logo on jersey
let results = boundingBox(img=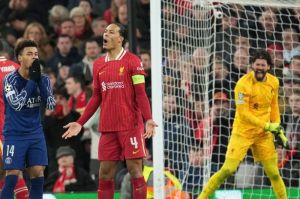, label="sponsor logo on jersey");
[99,71,105,76]
[101,81,124,91]
[236,92,245,104]
[1,65,15,73]
[26,96,41,108]
[137,62,144,71]
[5,157,12,165]
[119,66,125,76]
